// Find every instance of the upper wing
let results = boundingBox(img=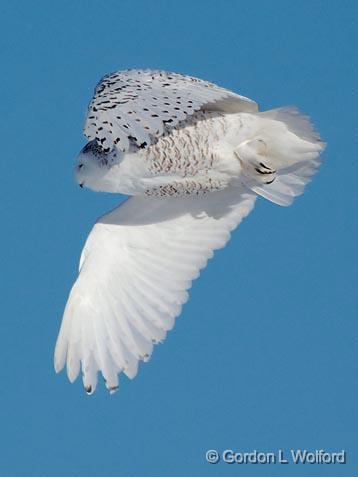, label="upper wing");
[54,187,256,394]
[84,69,258,152]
